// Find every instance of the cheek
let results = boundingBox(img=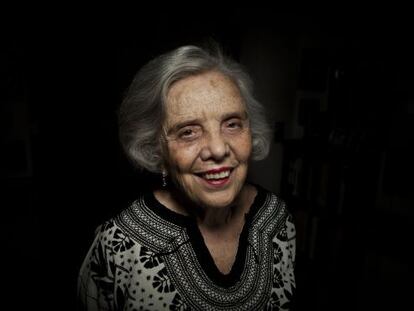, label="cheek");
[167,143,200,172]
[230,134,252,161]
